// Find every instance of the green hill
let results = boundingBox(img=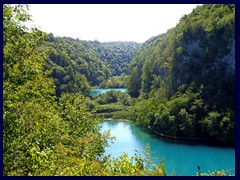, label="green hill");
[126,4,235,144]
[43,35,140,96]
